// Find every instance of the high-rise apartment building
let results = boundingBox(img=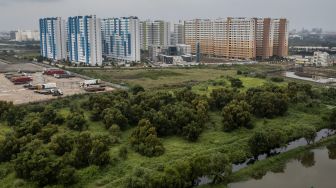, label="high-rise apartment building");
[174,21,185,44]
[67,15,102,66]
[254,18,274,59]
[185,17,288,60]
[185,19,214,56]
[101,17,140,62]
[140,20,171,50]
[273,18,289,57]
[39,17,67,60]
